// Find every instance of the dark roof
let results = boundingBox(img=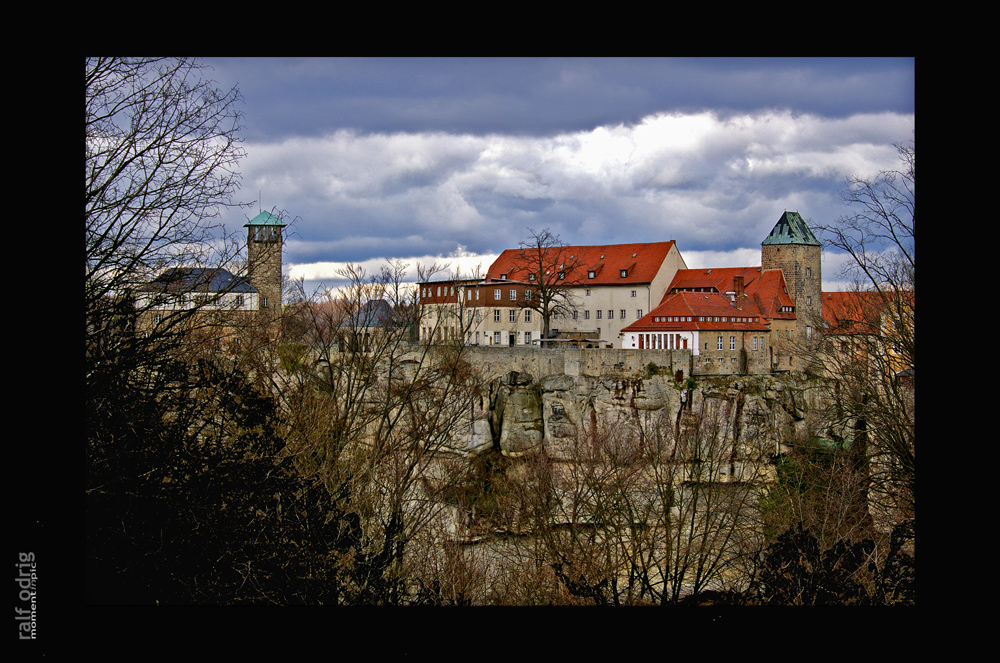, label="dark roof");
[342,299,397,328]
[139,268,257,294]
[762,211,821,246]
